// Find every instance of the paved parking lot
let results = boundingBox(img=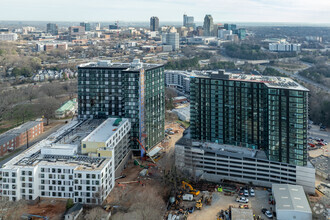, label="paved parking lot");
[308,124,330,157]
[188,188,273,220]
